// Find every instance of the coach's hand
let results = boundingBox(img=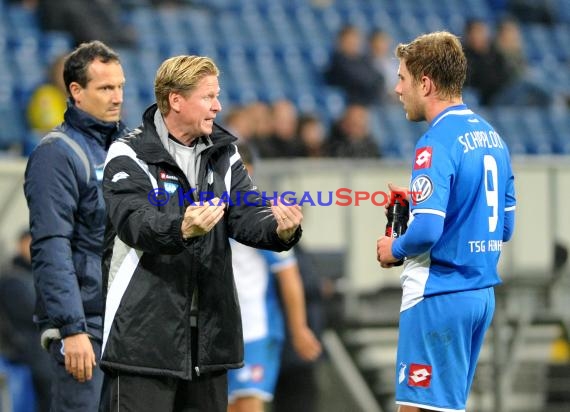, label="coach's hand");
[181,197,225,239]
[271,199,303,242]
